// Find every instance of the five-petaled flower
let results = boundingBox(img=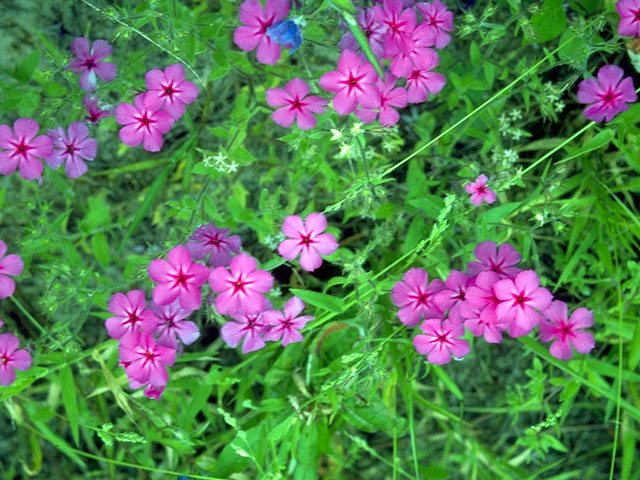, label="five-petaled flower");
[416,0,455,49]
[105,290,159,340]
[145,63,199,120]
[616,0,640,37]
[233,0,291,65]
[266,78,328,130]
[466,241,521,279]
[0,240,23,299]
[115,93,175,152]
[277,212,339,272]
[186,223,242,267]
[356,74,408,127]
[151,300,200,350]
[433,270,473,323]
[67,37,117,91]
[539,301,595,360]
[221,308,270,353]
[577,65,637,122]
[46,122,98,178]
[413,318,470,364]
[0,118,53,180]
[263,296,314,346]
[373,0,417,58]
[0,333,32,386]
[391,267,444,326]
[83,94,113,124]
[118,331,176,388]
[465,174,497,206]
[405,52,445,104]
